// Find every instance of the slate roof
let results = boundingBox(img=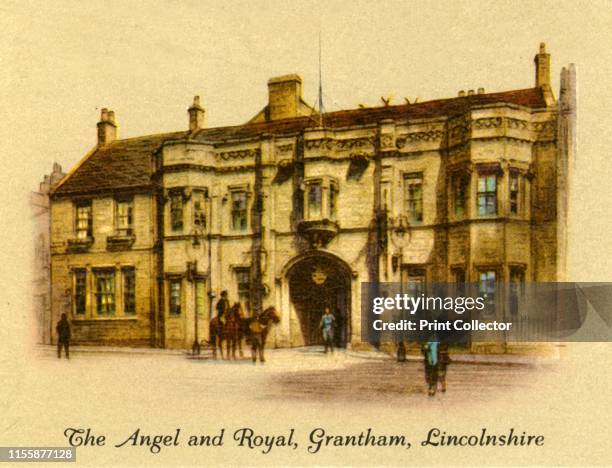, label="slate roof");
[53,87,547,196]
[53,131,188,196]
